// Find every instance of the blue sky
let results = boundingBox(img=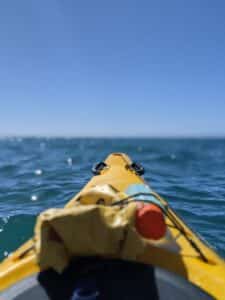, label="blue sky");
[1,0,225,136]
